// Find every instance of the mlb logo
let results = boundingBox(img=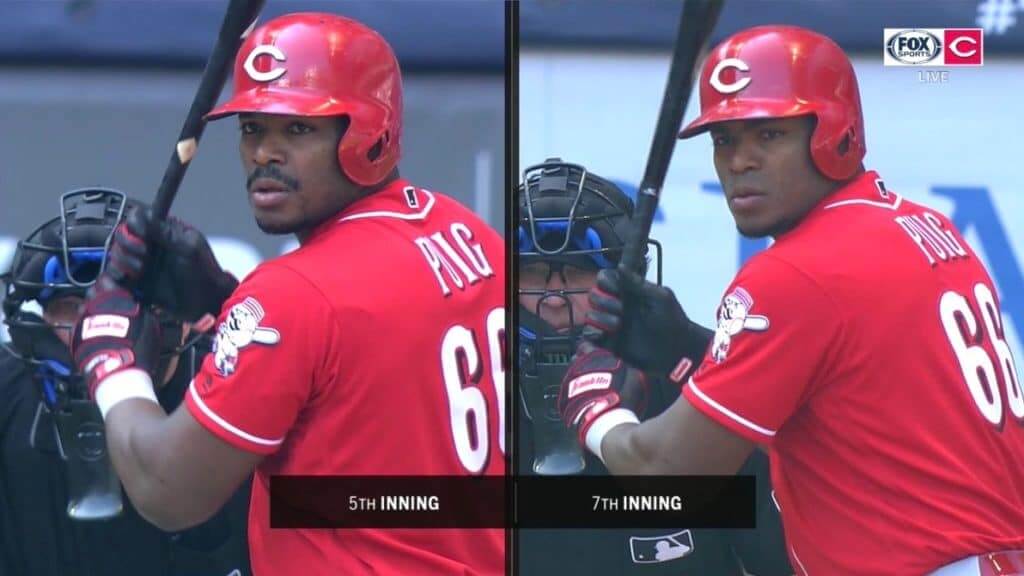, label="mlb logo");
[943,29,983,66]
[629,530,695,564]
